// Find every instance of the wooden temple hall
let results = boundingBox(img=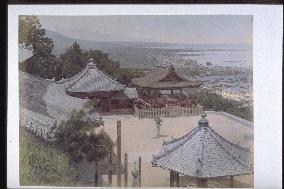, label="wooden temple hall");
[152,112,253,188]
[65,59,138,112]
[131,64,202,108]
